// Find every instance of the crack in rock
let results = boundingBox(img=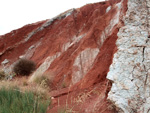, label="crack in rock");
[107,0,150,112]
